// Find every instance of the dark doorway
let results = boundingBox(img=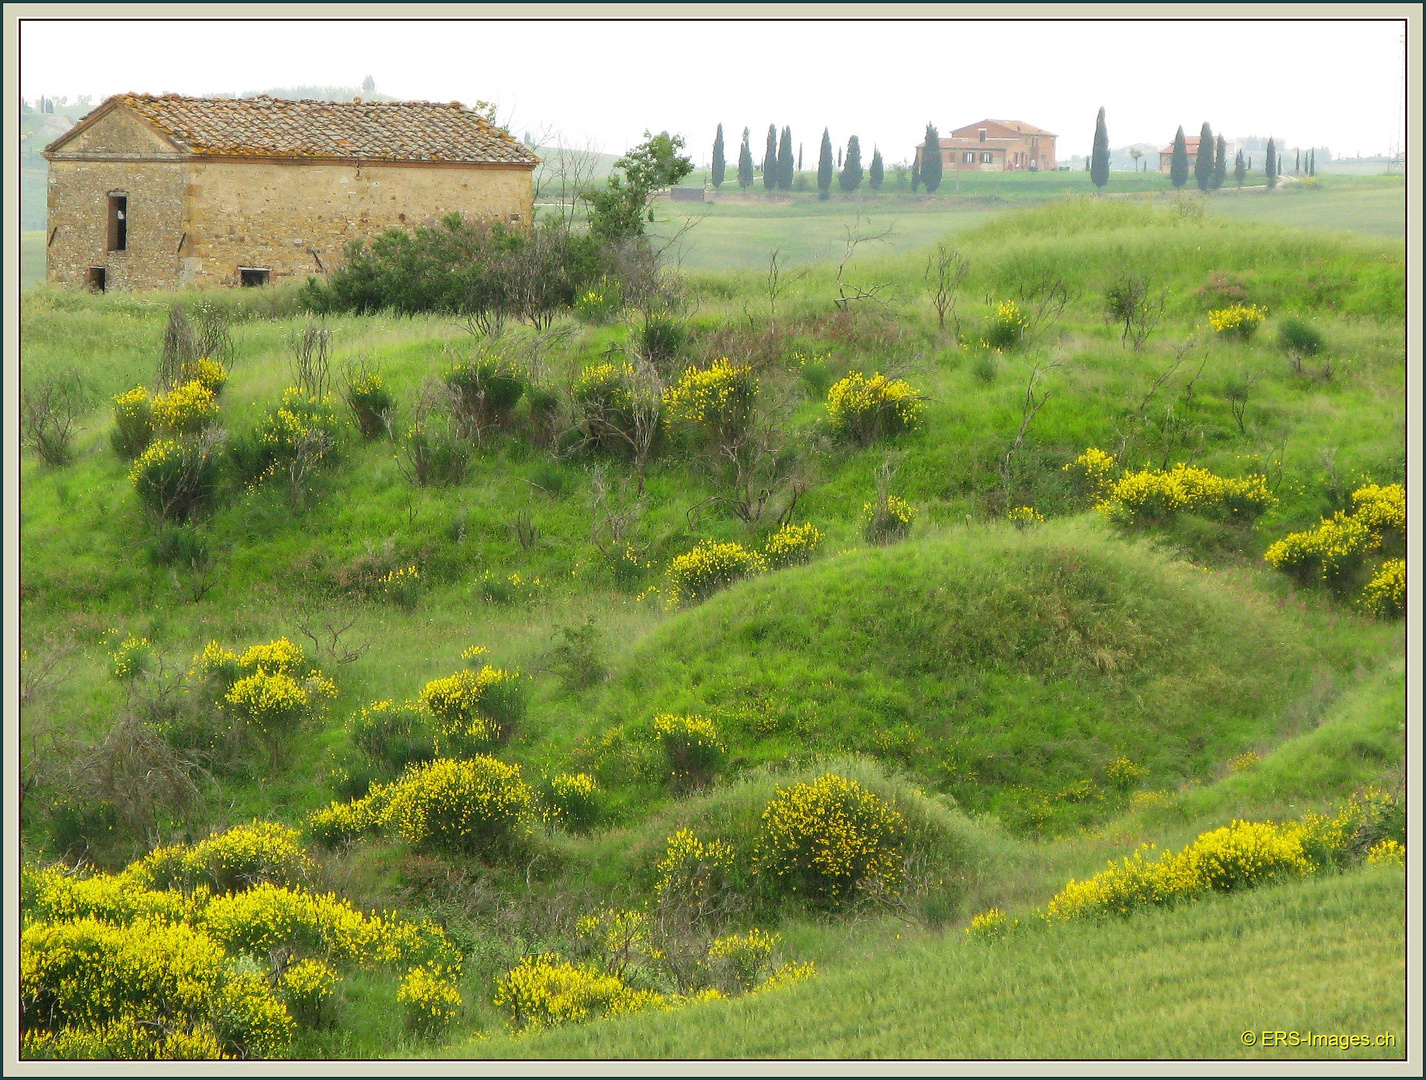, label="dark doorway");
[239,267,270,287]
[87,266,106,292]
